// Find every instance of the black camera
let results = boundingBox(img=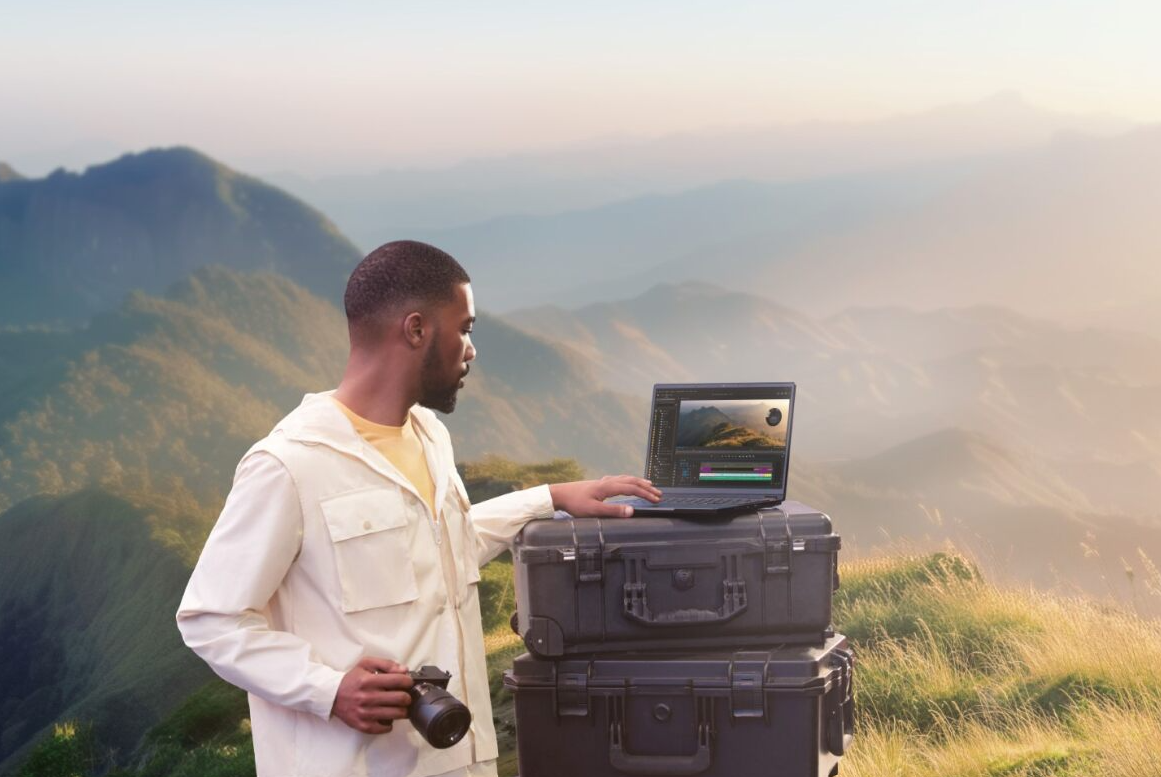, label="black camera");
[408,666,472,749]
